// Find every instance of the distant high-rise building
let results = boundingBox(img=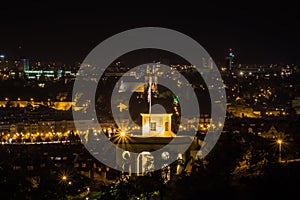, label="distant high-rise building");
[21,58,30,72]
[225,48,235,71]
